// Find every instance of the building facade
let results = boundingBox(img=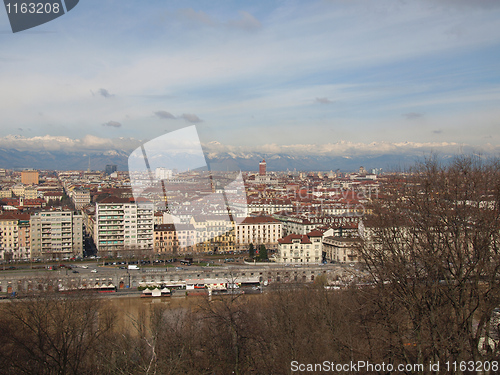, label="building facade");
[153,223,196,254]
[322,236,361,263]
[275,230,324,264]
[30,210,83,259]
[259,159,266,176]
[71,188,91,209]
[235,216,282,251]
[94,197,154,256]
[0,214,30,260]
[21,170,39,185]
